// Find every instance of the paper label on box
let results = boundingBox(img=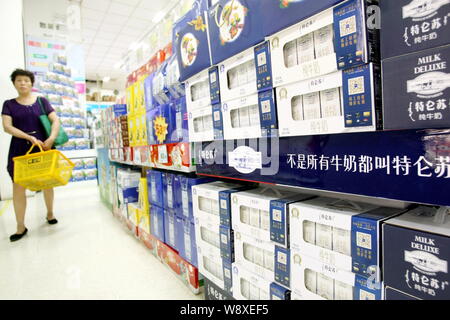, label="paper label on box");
[356,231,372,250]
[228,146,262,174]
[261,100,271,113]
[257,52,267,67]
[348,76,365,95]
[277,251,287,265]
[339,15,357,37]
